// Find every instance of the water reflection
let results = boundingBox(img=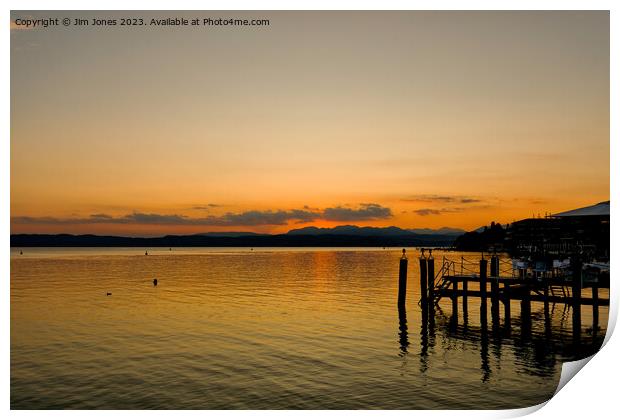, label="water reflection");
[397,305,409,356]
[401,302,605,384]
[11,249,607,409]
[419,304,428,373]
[480,327,490,383]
